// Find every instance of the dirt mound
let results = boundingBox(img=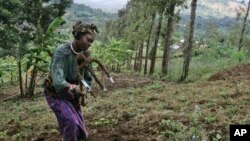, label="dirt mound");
[208,63,250,81]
